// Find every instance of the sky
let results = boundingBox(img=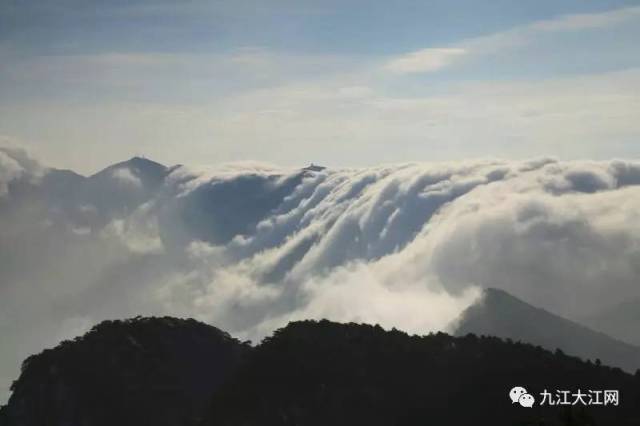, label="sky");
[1,1,640,403]
[1,0,639,173]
